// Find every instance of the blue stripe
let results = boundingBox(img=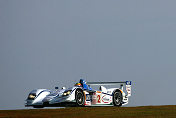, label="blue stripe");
[36,90,51,98]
